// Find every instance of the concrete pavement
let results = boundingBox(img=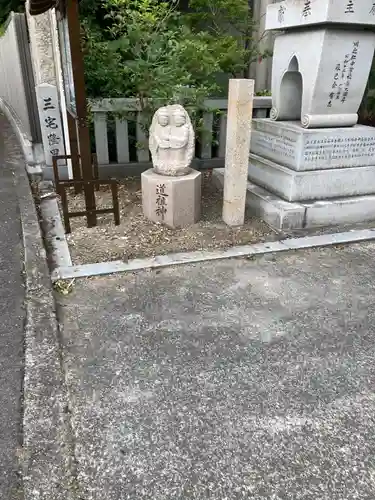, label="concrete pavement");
[58,241,375,500]
[0,118,26,498]
[0,114,74,500]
